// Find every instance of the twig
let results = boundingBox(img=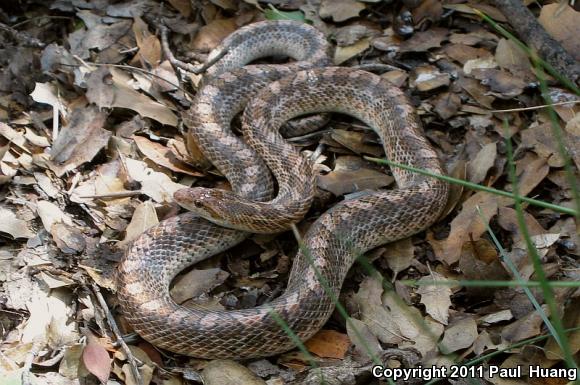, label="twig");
[78,191,143,199]
[491,0,579,85]
[489,100,579,113]
[62,61,194,98]
[90,283,143,385]
[0,21,45,48]
[160,23,228,75]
